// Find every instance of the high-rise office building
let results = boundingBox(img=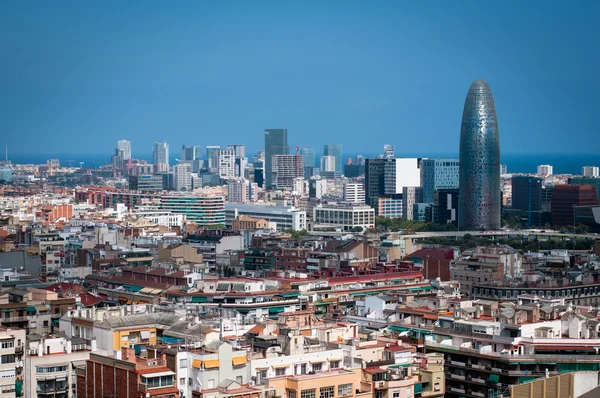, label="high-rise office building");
[324,144,343,174]
[434,188,459,225]
[384,158,422,195]
[300,148,316,168]
[500,164,508,175]
[217,149,236,179]
[458,79,501,230]
[271,154,303,191]
[551,185,599,227]
[420,159,459,203]
[365,158,391,208]
[173,163,192,192]
[383,144,395,159]
[182,145,202,161]
[117,140,132,160]
[537,164,553,177]
[205,146,221,170]
[402,186,422,220]
[264,129,289,189]
[320,155,336,173]
[152,142,169,173]
[511,176,543,227]
[582,166,600,178]
[569,177,600,197]
[226,144,246,159]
